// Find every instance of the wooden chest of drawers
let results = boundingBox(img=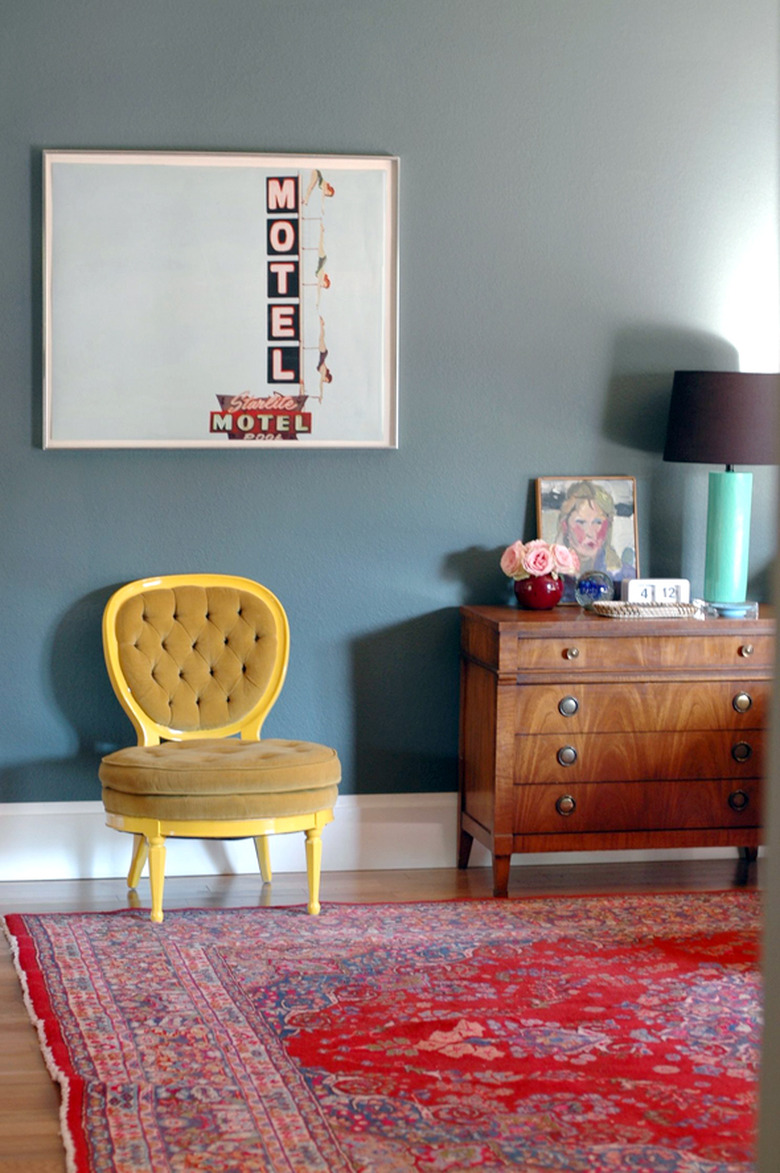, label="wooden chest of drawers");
[458,604,774,895]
